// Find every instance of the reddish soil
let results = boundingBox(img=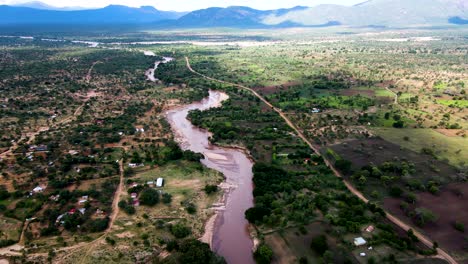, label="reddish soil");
[253,82,300,95]
[340,89,375,97]
[384,182,468,256]
[376,80,396,88]
[435,129,466,137]
[330,138,459,183]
